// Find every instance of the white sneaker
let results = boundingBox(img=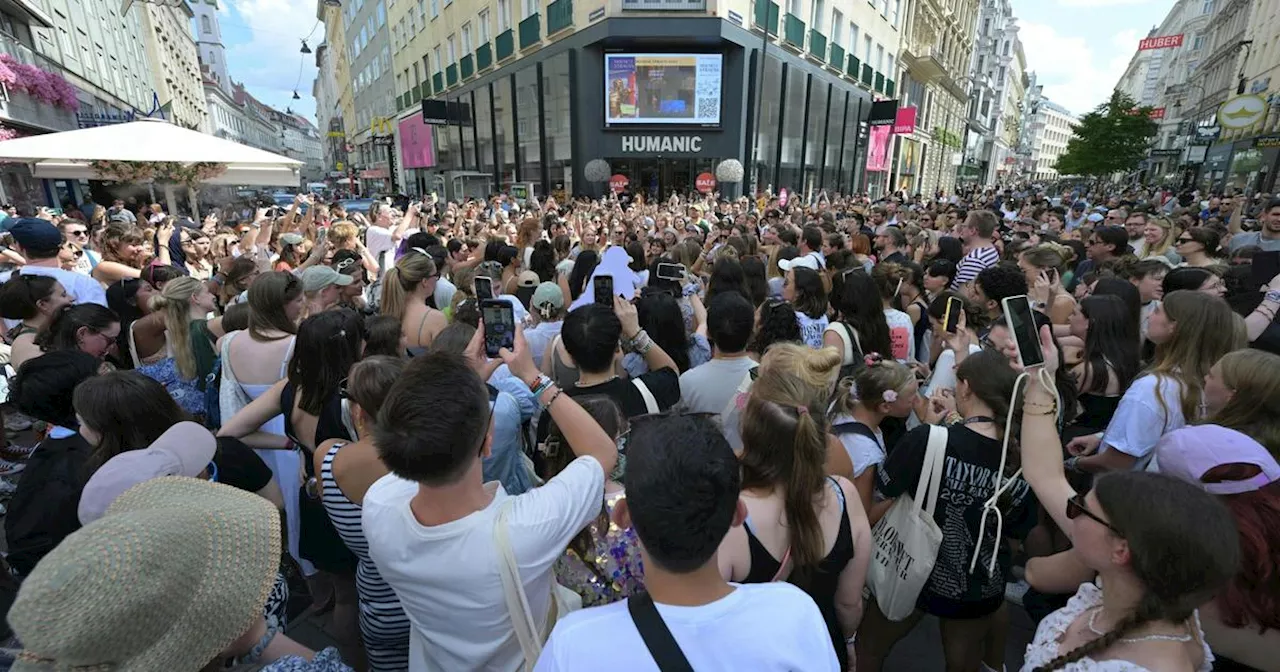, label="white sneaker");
[0,458,24,477]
